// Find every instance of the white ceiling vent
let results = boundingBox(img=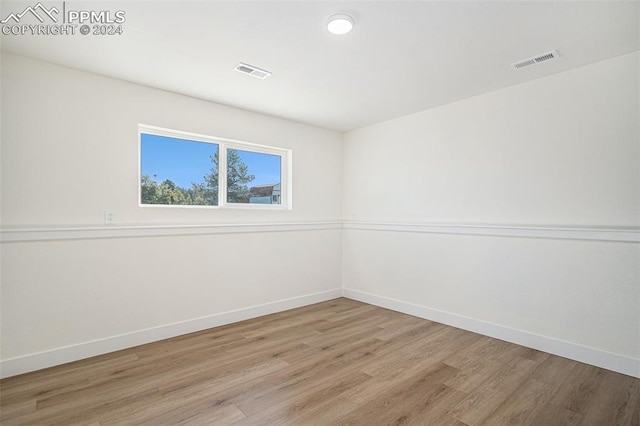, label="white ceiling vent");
[512,50,560,70]
[234,63,272,79]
